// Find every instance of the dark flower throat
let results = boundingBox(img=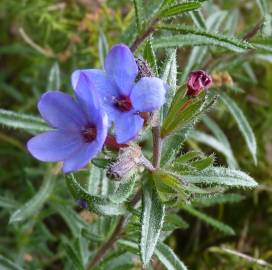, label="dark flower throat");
[114,96,132,112]
[82,125,97,143]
